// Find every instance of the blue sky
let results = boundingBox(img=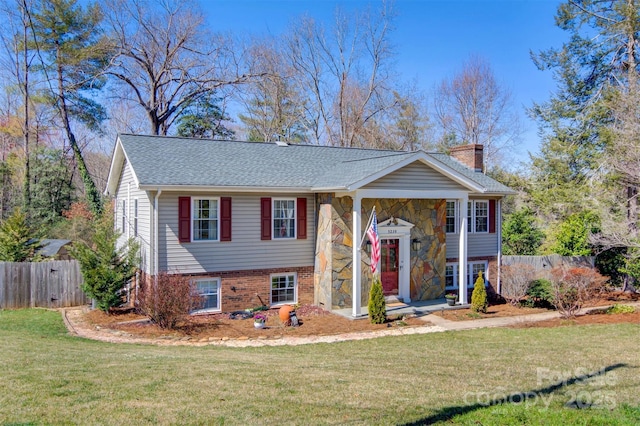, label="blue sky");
[202,0,566,163]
